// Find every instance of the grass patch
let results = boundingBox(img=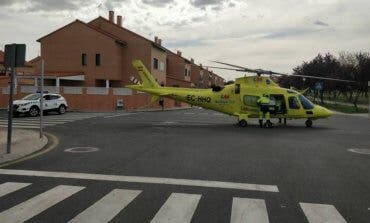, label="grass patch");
[321,103,369,113]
